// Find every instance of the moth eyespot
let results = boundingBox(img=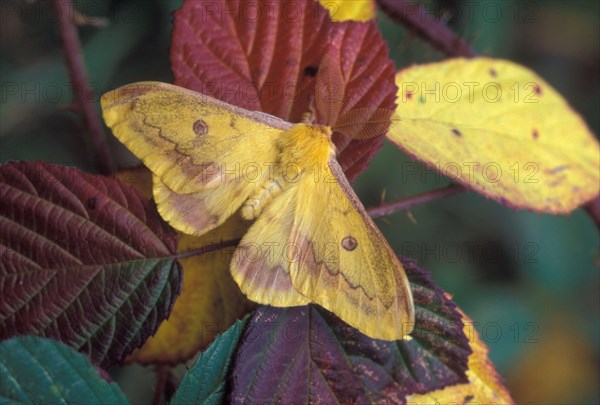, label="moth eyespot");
[341,236,357,251]
[193,119,208,136]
